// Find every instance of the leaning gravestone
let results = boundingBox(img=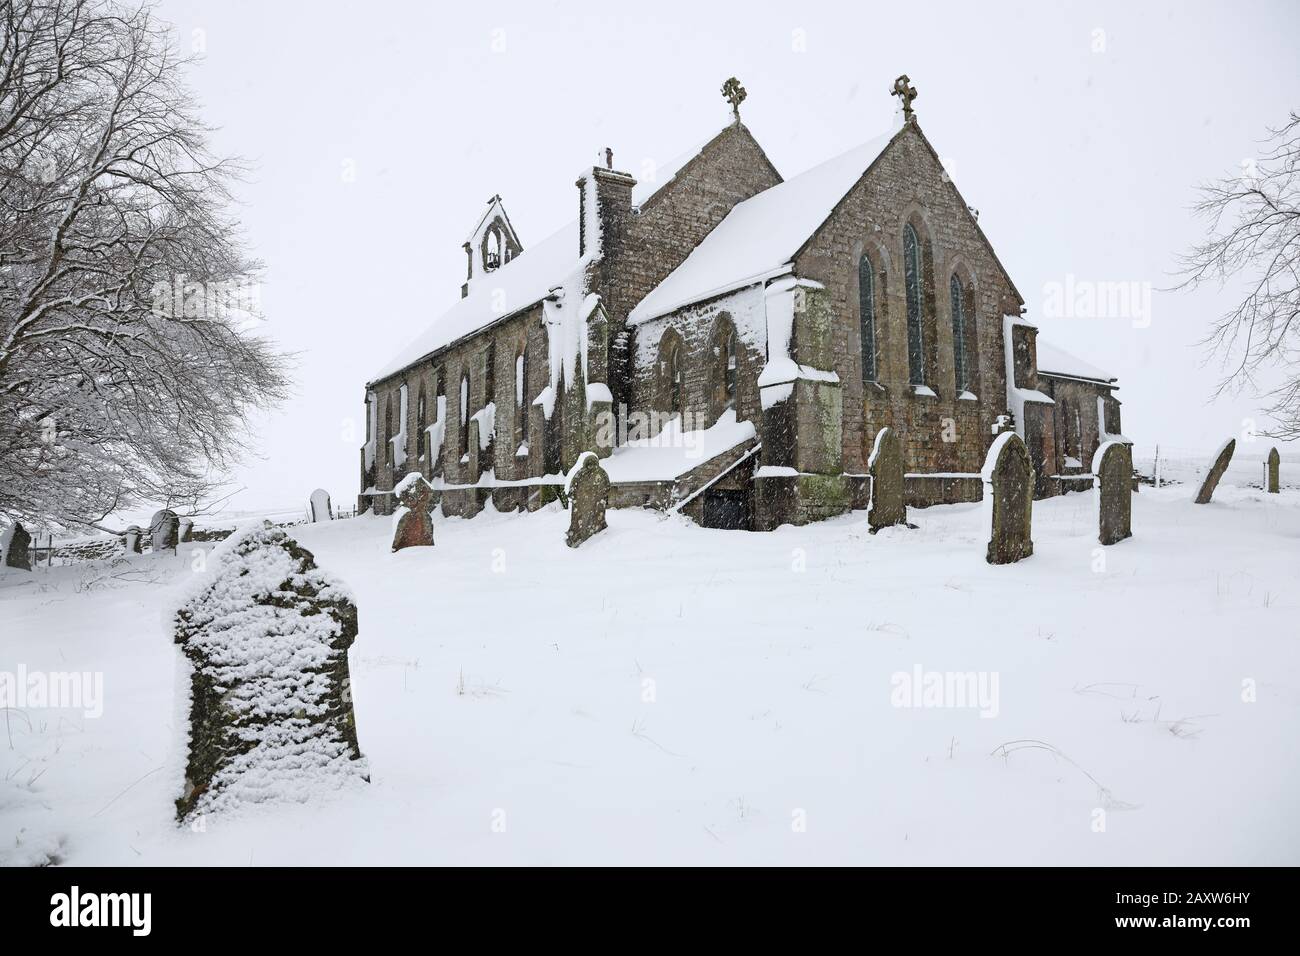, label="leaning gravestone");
[868,426,907,533]
[391,473,434,552]
[565,452,610,548]
[1,521,32,571]
[982,432,1034,565]
[177,517,194,543]
[308,488,333,523]
[1093,440,1133,546]
[1194,438,1236,504]
[149,509,179,551]
[173,526,367,820]
[123,526,142,554]
[1266,447,1280,494]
